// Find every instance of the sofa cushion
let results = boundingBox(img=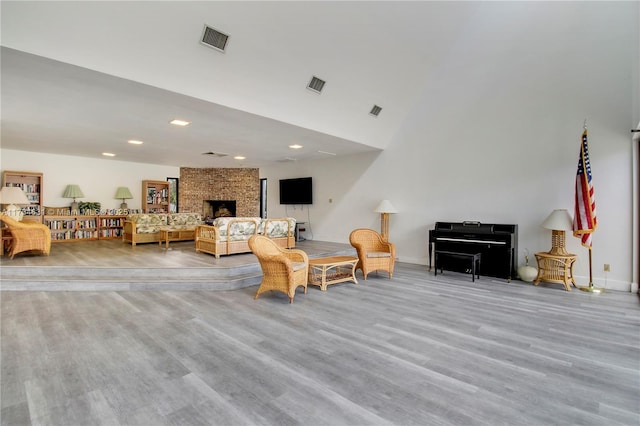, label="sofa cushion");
[217,234,253,242]
[213,217,261,237]
[168,213,202,226]
[137,225,161,234]
[262,218,296,238]
[128,213,168,228]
